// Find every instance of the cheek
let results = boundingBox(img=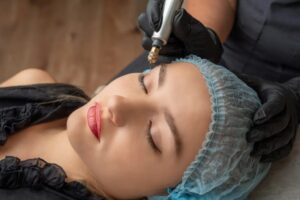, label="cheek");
[66,107,85,152]
[94,129,153,177]
[86,130,170,196]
